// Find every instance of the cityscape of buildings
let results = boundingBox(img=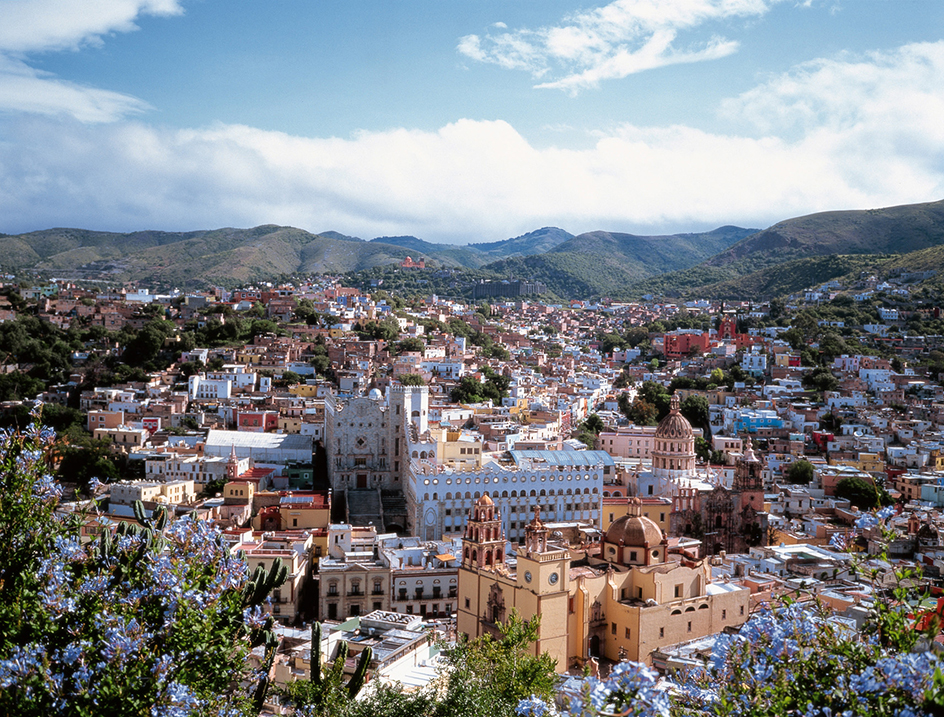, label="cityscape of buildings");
[4,270,944,709]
